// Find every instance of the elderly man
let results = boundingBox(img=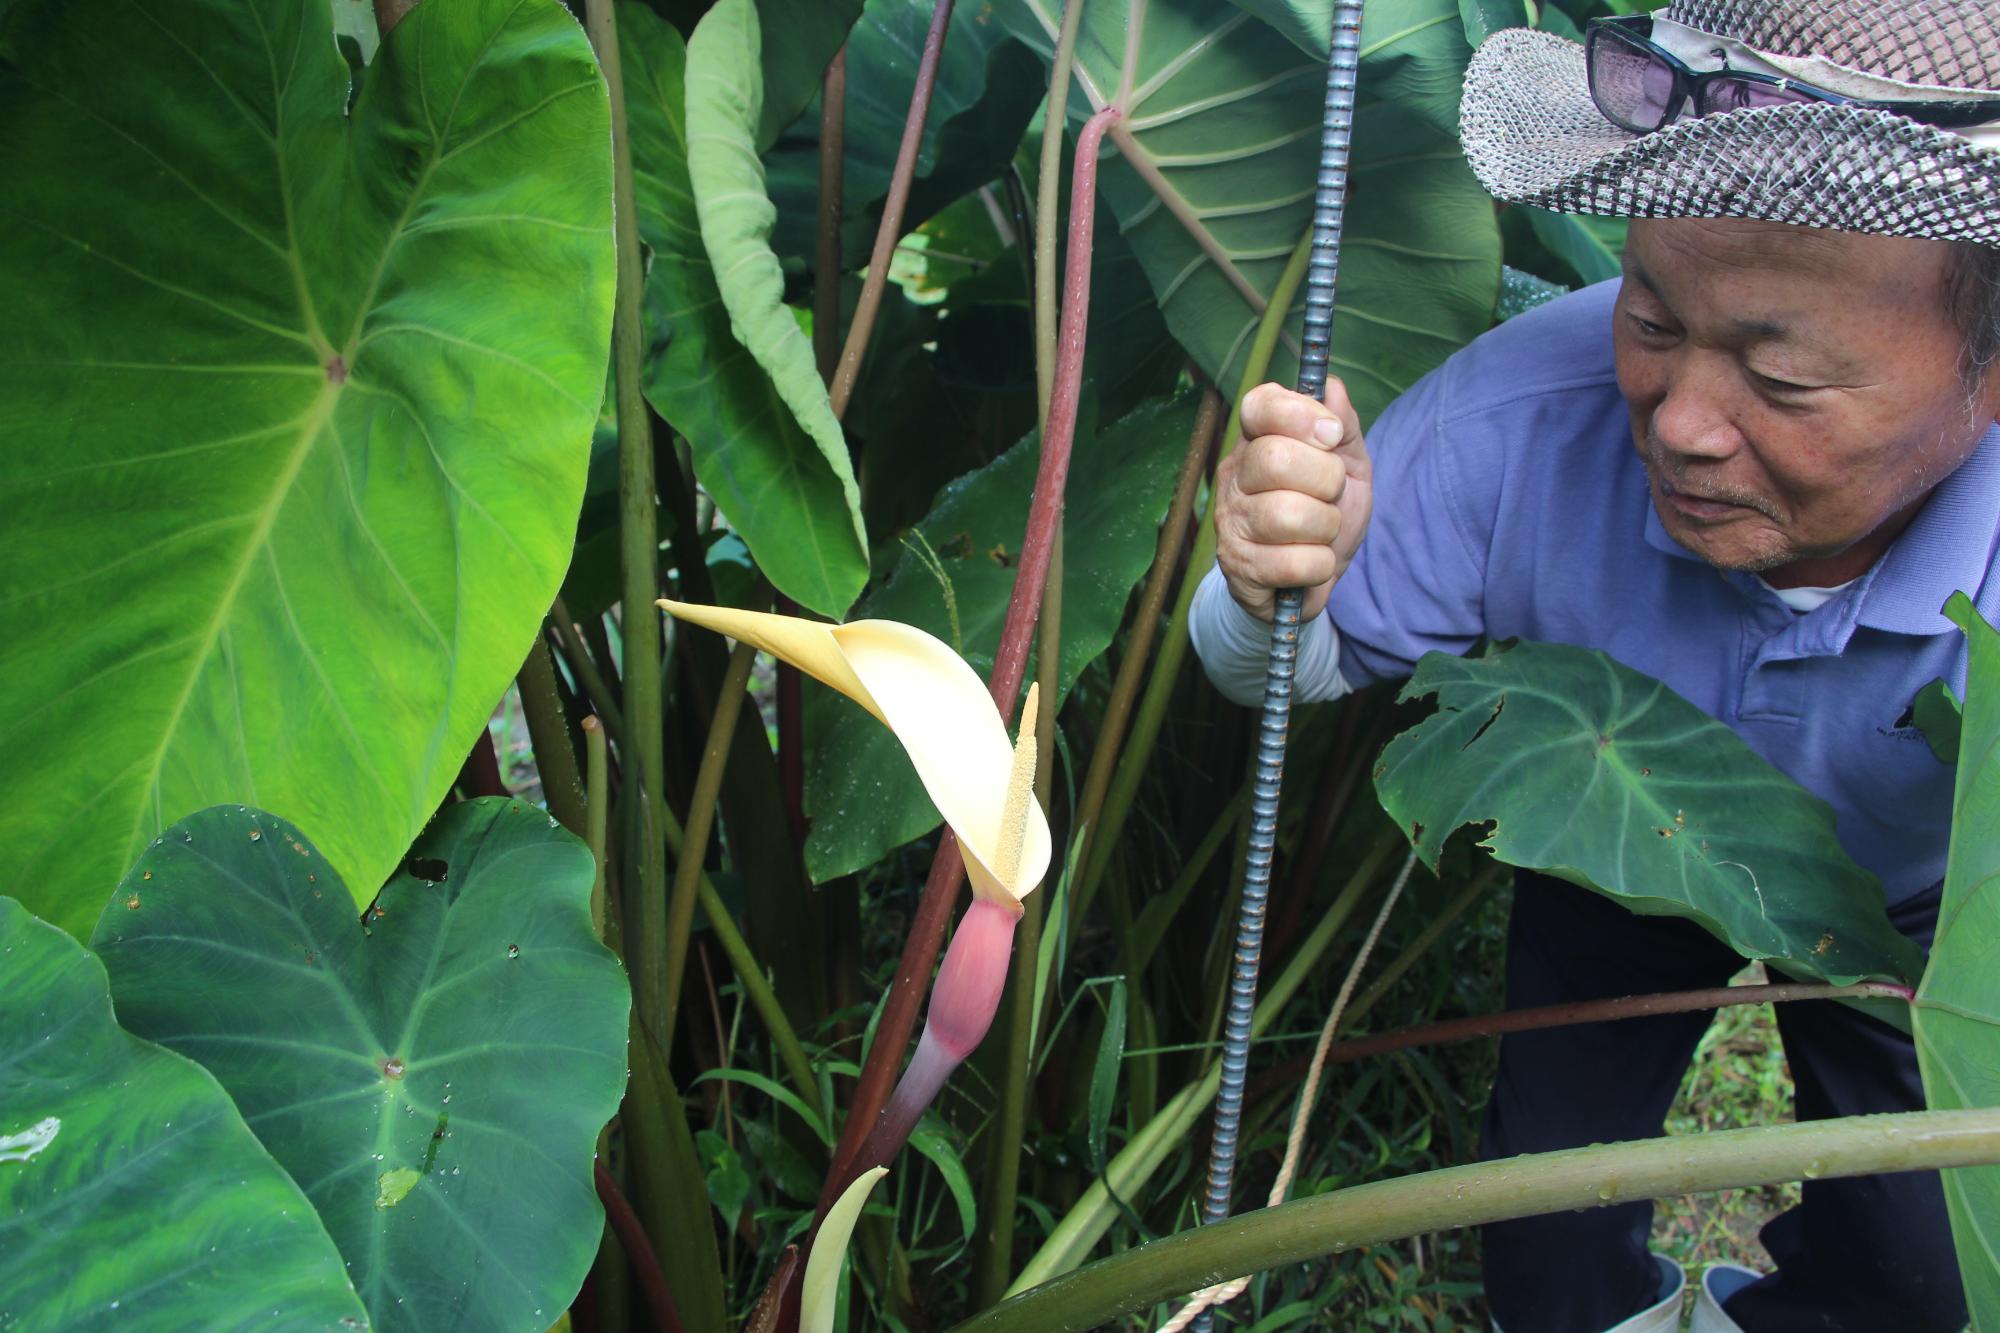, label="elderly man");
[1189,3,2000,1330]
